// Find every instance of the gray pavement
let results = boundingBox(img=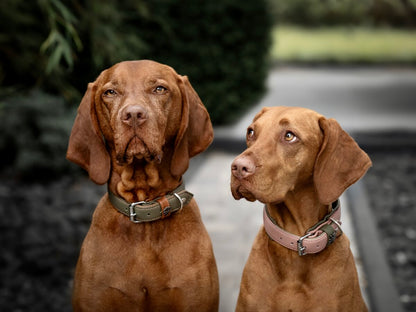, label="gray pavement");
[185,67,416,312]
[217,67,416,139]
